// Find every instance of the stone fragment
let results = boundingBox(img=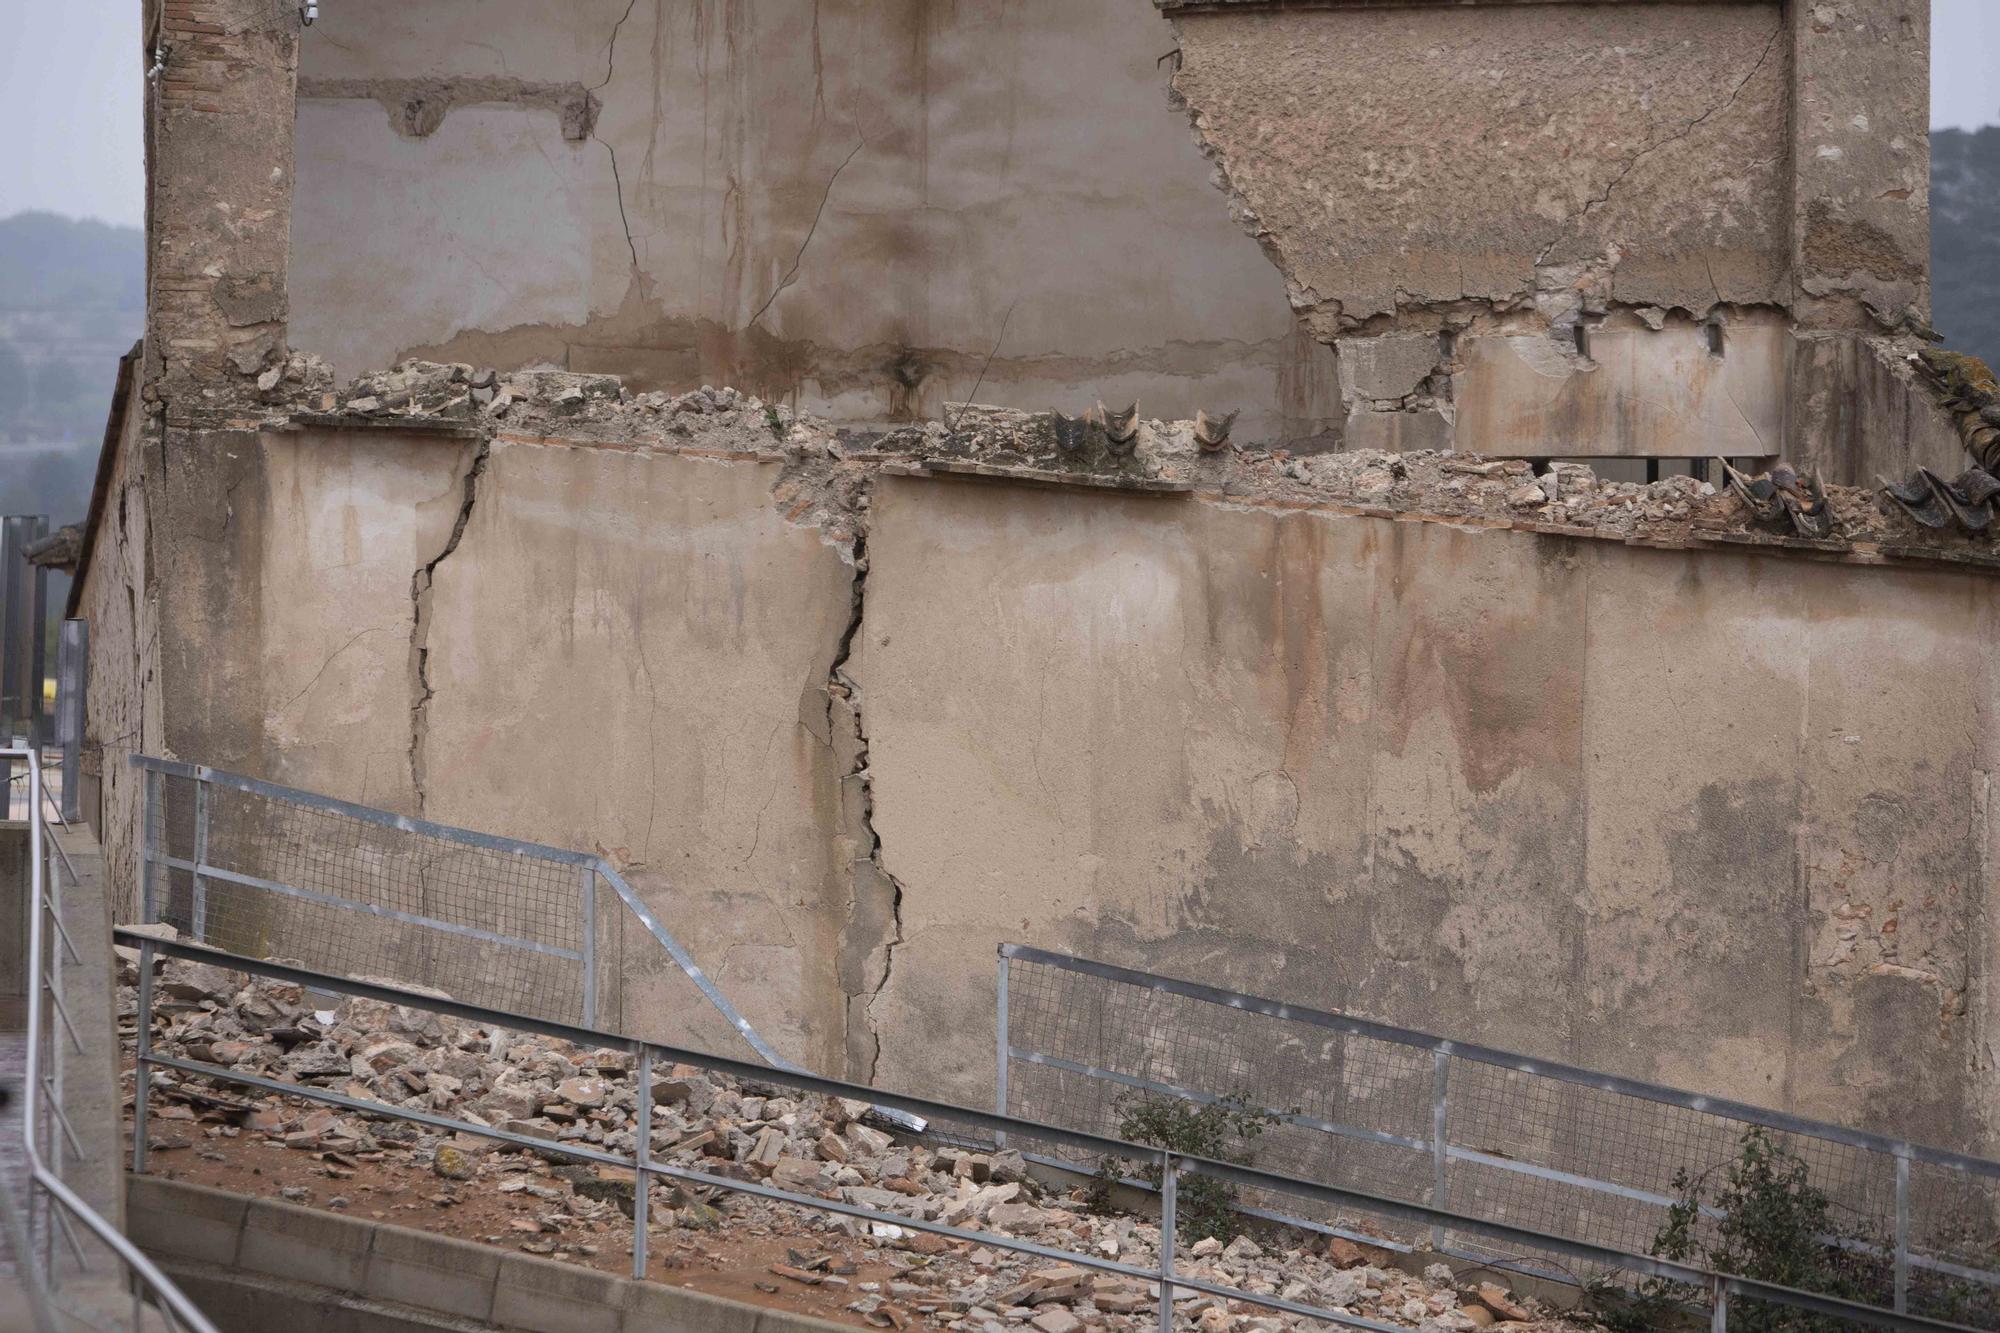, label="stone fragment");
[770,1158,832,1195]
[1030,1310,1080,1333]
[283,1044,350,1079]
[1475,1285,1531,1322]
[847,1123,894,1156]
[986,1202,1049,1233]
[431,1145,476,1180]
[749,1126,786,1168]
[160,963,238,1003]
[573,1173,637,1218]
[556,1076,606,1108]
